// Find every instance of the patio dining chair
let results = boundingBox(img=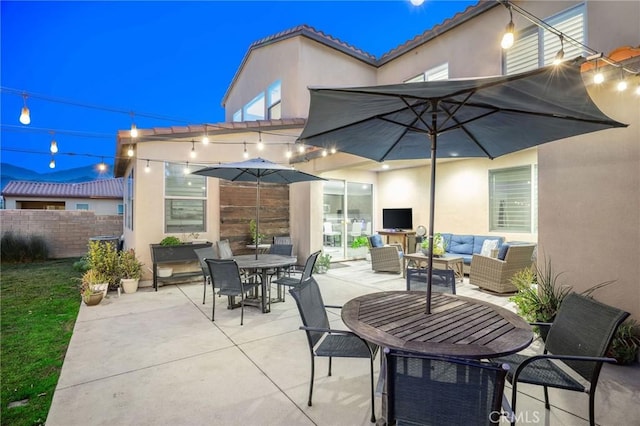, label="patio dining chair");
[193,246,217,304]
[492,292,629,426]
[385,349,509,425]
[289,277,379,423]
[204,258,262,326]
[406,268,456,293]
[271,250,320,301]
[216,239,234,259]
